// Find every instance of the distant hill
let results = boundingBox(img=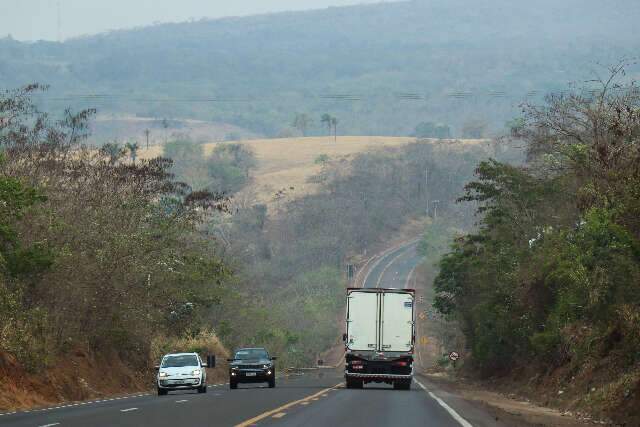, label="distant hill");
[1,0,638,137]
[140,136,419,204]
